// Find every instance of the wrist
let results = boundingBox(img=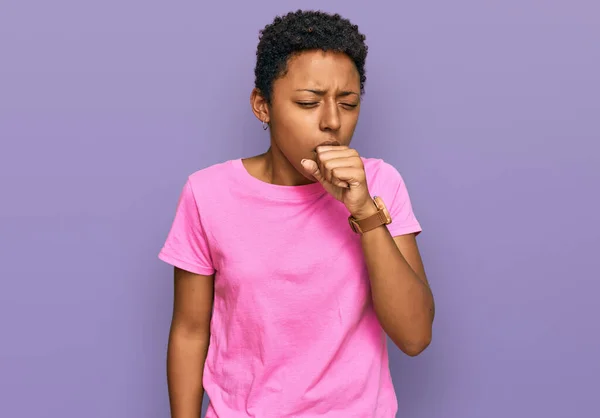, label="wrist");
[349,198,378,220]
